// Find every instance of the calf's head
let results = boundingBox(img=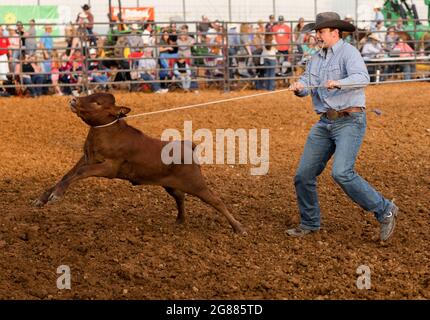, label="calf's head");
[69,93,131,127]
